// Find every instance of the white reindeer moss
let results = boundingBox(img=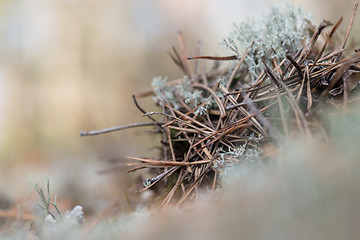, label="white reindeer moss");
[221,4,311,80]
